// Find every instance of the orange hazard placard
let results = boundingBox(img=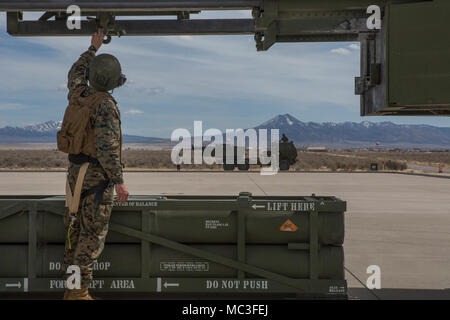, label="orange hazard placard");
[280,219,298,232]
